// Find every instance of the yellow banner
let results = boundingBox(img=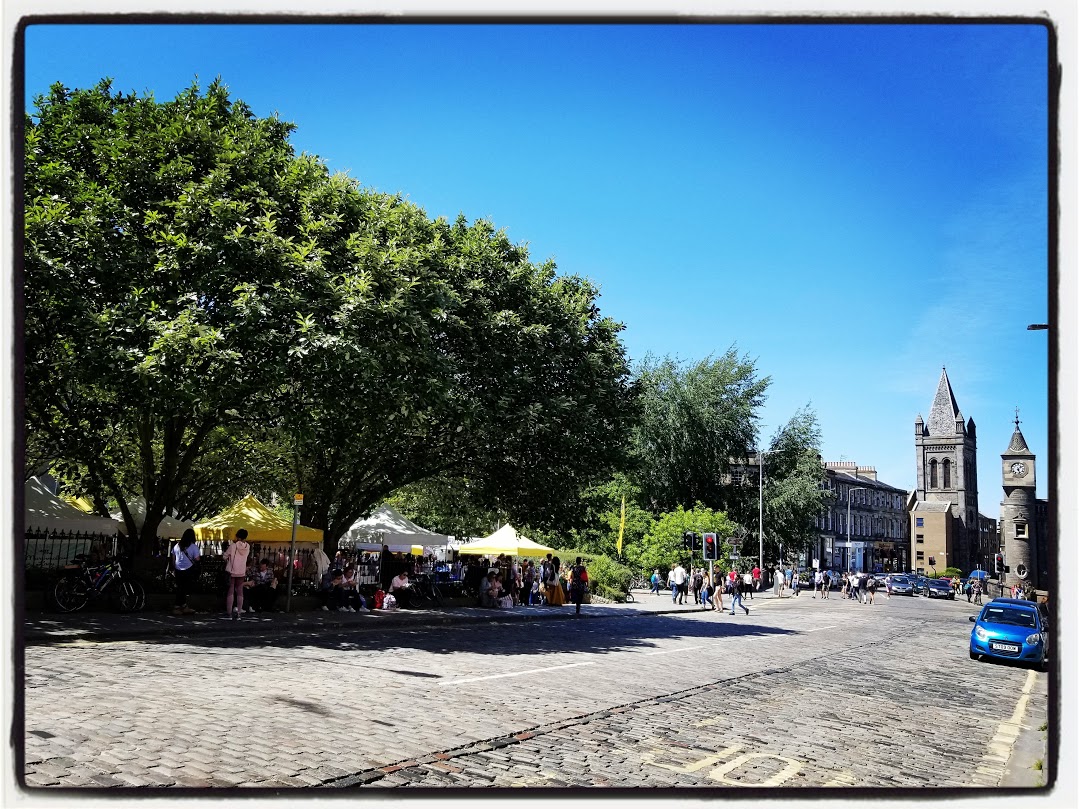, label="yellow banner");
[617,494,626,555]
